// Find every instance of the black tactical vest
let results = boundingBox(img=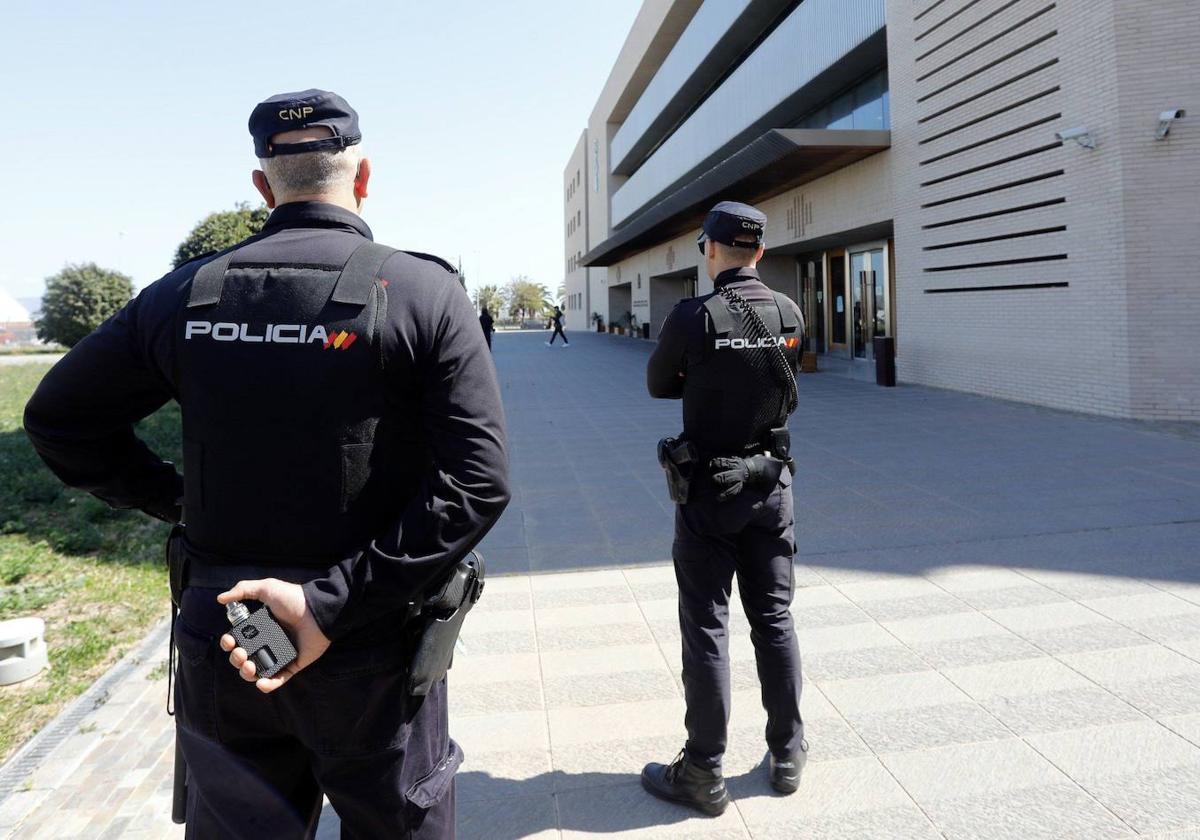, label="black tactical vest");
[176,242,412,566]
[682,289,802,456]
